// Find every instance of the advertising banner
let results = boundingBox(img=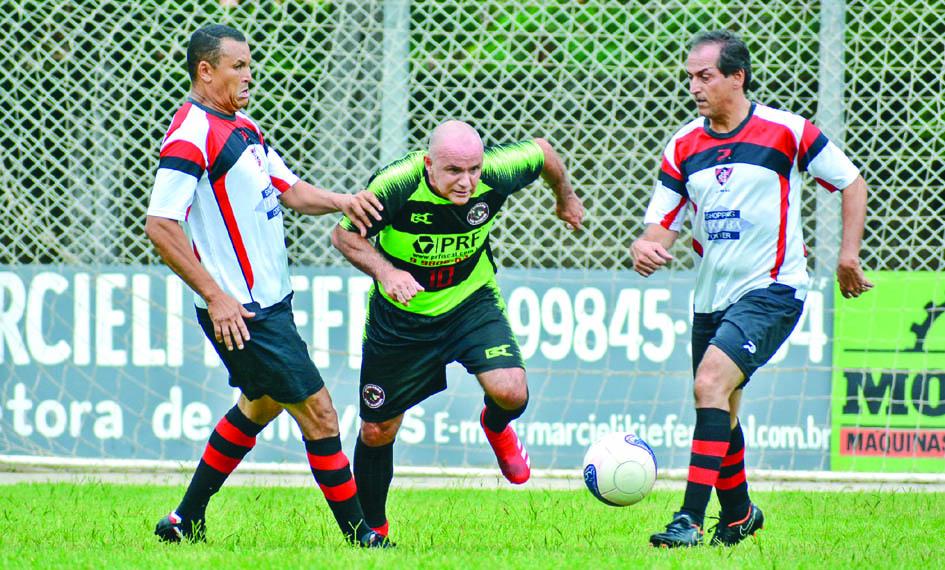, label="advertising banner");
[831,271,945,472]
[1,266,832,471]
